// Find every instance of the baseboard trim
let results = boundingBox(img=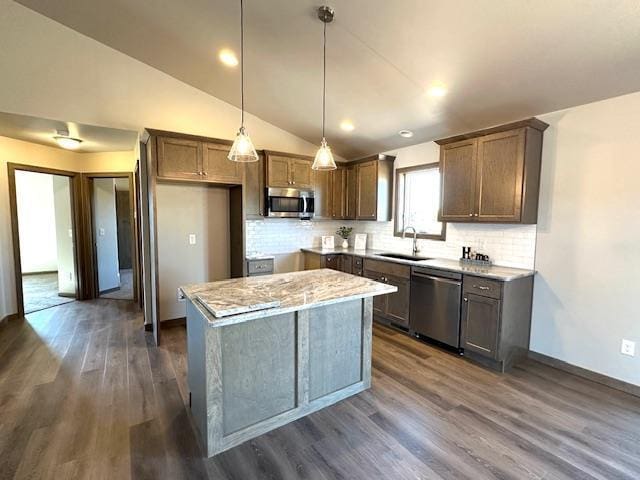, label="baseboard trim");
[162,317,186,329]
[58,293,76,299]
[22,270,58,276]
[1,313,21,325]
[99,286,121,295]
[528,350,640,399]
